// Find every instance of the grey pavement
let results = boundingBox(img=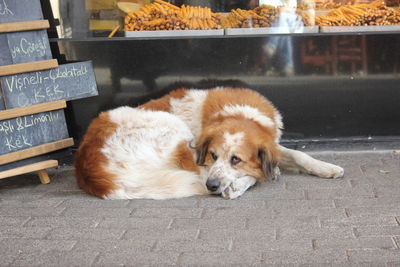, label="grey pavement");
[0,150,399,266]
